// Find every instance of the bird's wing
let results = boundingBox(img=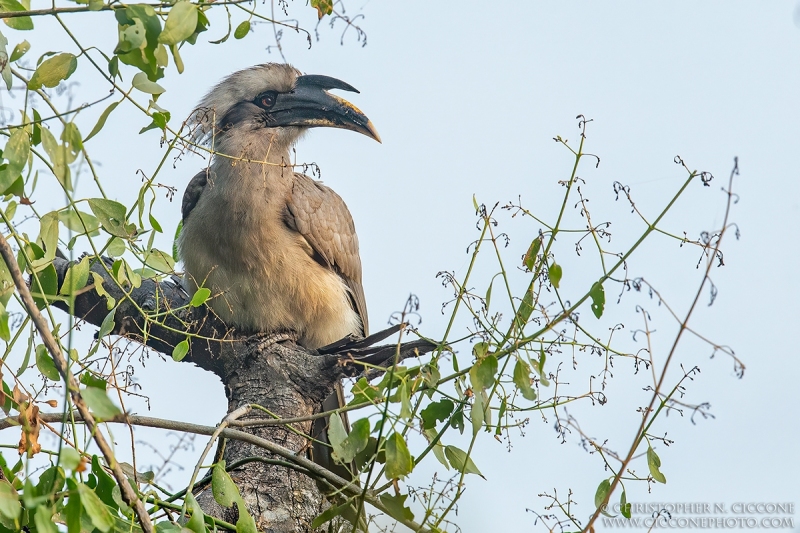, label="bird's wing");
[284,173,368,335]
[182,169,209,223]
